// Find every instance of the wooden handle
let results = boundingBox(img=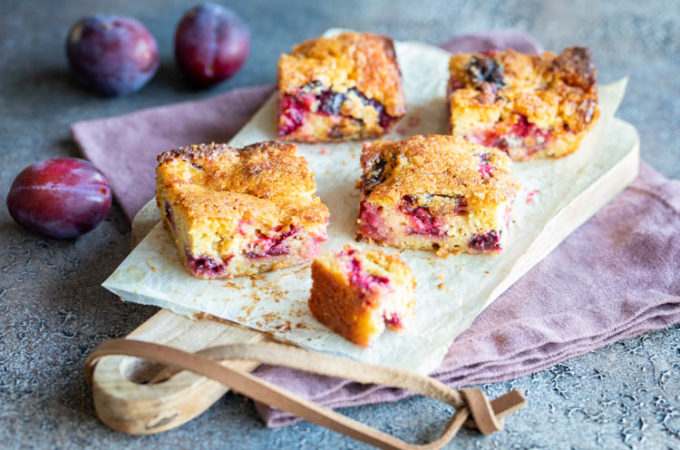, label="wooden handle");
[85,339,526,449]
[91,310,269,434]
